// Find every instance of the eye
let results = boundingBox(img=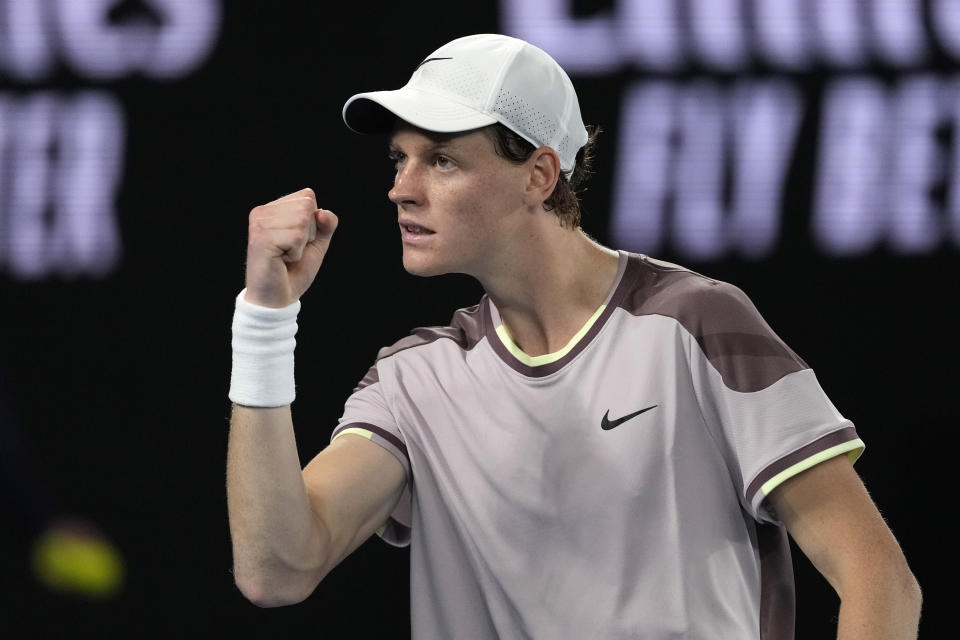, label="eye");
[388,150,406,169]
[435,155,455,169]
